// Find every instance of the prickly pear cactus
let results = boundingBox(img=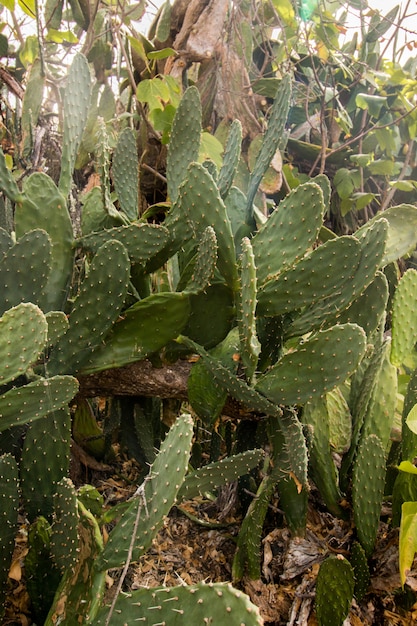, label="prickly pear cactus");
[166,85,201,203]
[95,413,194,571]
[58,53,92,198]
[20,407,71,521]
[352,434,386,556]
[0,453,19,620]
[0,229,52,315]
[0,303,47,385]
[93,581,264,625]
[47,239,130,376]
[15,173,74,312]
[315,555,354,626]
[255,324,366,406]
[391,268,417,366]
